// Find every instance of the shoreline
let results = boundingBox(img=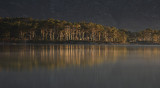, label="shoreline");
[0,40,160,45]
